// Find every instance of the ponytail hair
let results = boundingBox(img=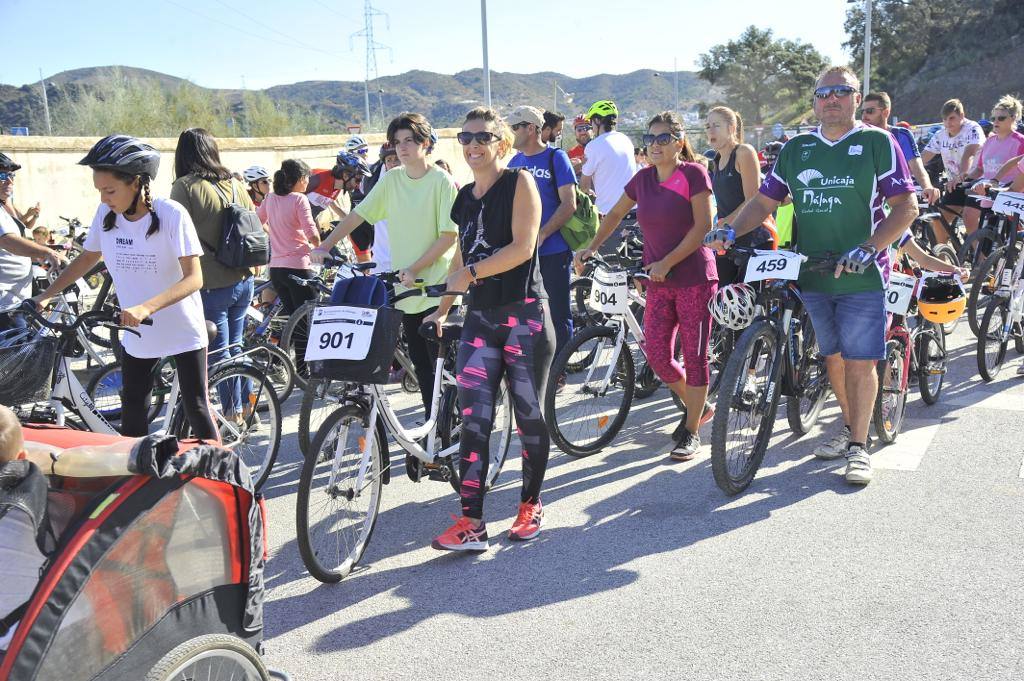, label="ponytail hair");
[708,106,744,145]
[273,158,310,196]
[102,172,160,237]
